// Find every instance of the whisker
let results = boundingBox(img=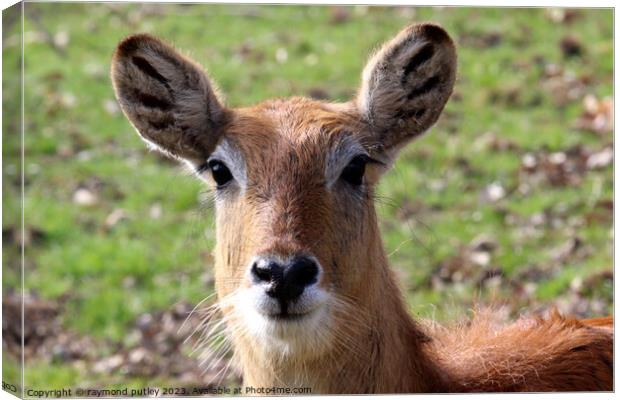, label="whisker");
[178,292,217,336]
